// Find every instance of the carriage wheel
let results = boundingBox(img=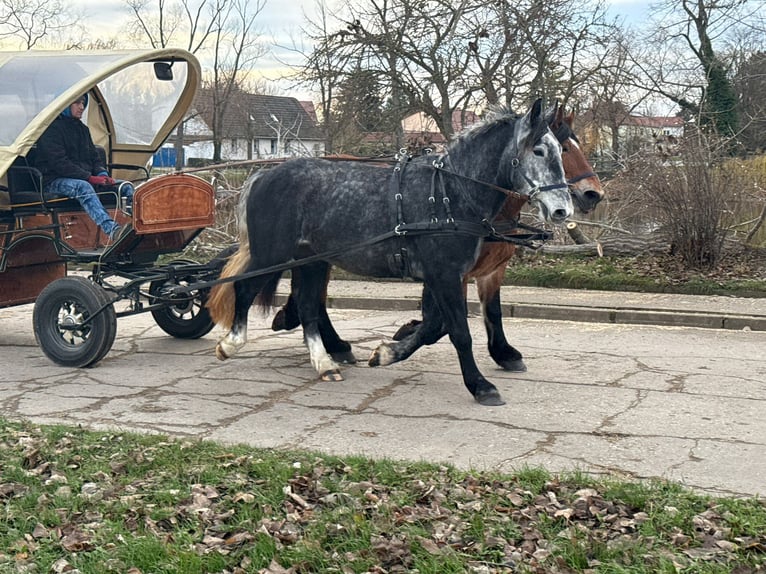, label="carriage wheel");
[33,276,117,368]
[149,259,215,339]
